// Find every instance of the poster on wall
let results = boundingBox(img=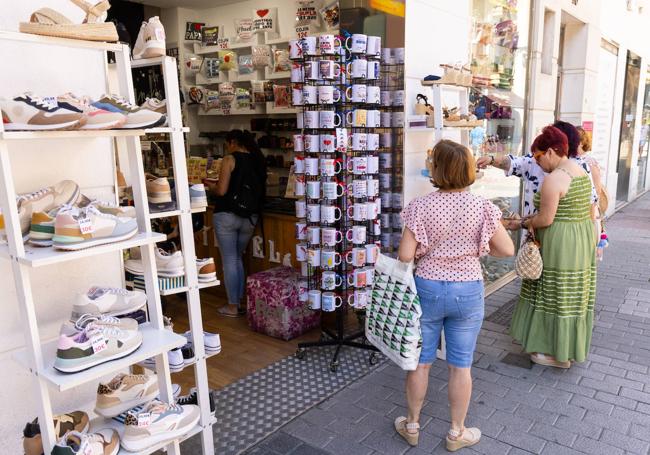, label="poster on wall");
[201,26,220,46]
[252,8,278,34]
[185,22,205,41]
